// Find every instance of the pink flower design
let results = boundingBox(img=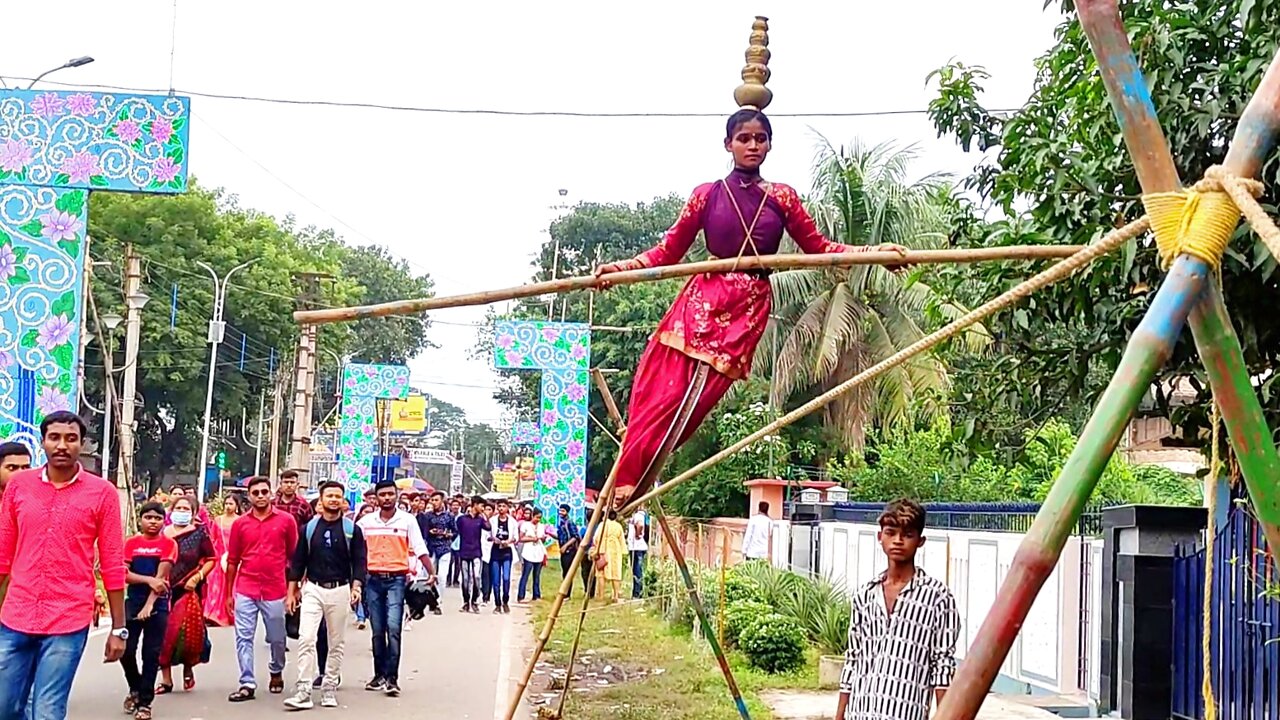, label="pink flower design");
[0,139,33,173]
[38,314,74,348]
[59,151,99,184]
[40,211,82,242]
[115,120,142,144]
[153,157,180,183]
[66,93,97,116]
[30,93,65,118]
[0,349,13,369]
[541,327,560,343]
[506,352,525,366]
[0,244,17,281]
[151,116,174,144]
[566,440,584,459]
[570,344,587,360]
[36,386,71,416]
[496,334,515,349]
[542,410,558,426]
[565,383,586,402]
